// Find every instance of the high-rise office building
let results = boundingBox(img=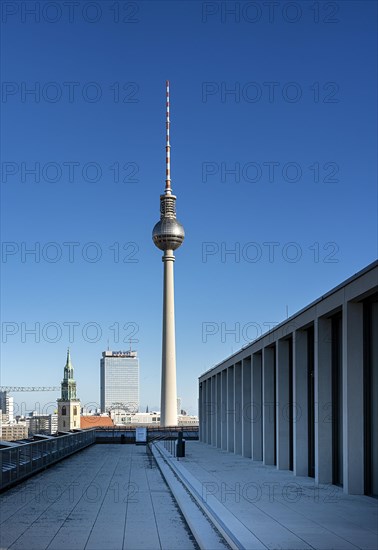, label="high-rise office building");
[100,351,139,413]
